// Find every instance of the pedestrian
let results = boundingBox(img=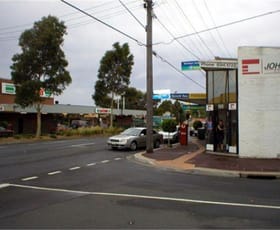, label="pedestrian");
[216,119,225,152]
